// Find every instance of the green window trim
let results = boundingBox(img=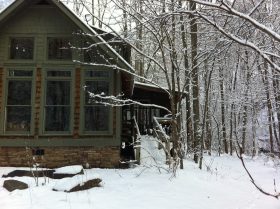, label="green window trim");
[80,68,113,135]
[47,37,72,61]
[41,69,74,135]
[9,37,35,60]
[3,69,35,135]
